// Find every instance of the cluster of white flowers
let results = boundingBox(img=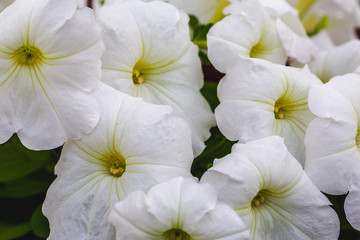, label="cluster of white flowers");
[2,0,360,239]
